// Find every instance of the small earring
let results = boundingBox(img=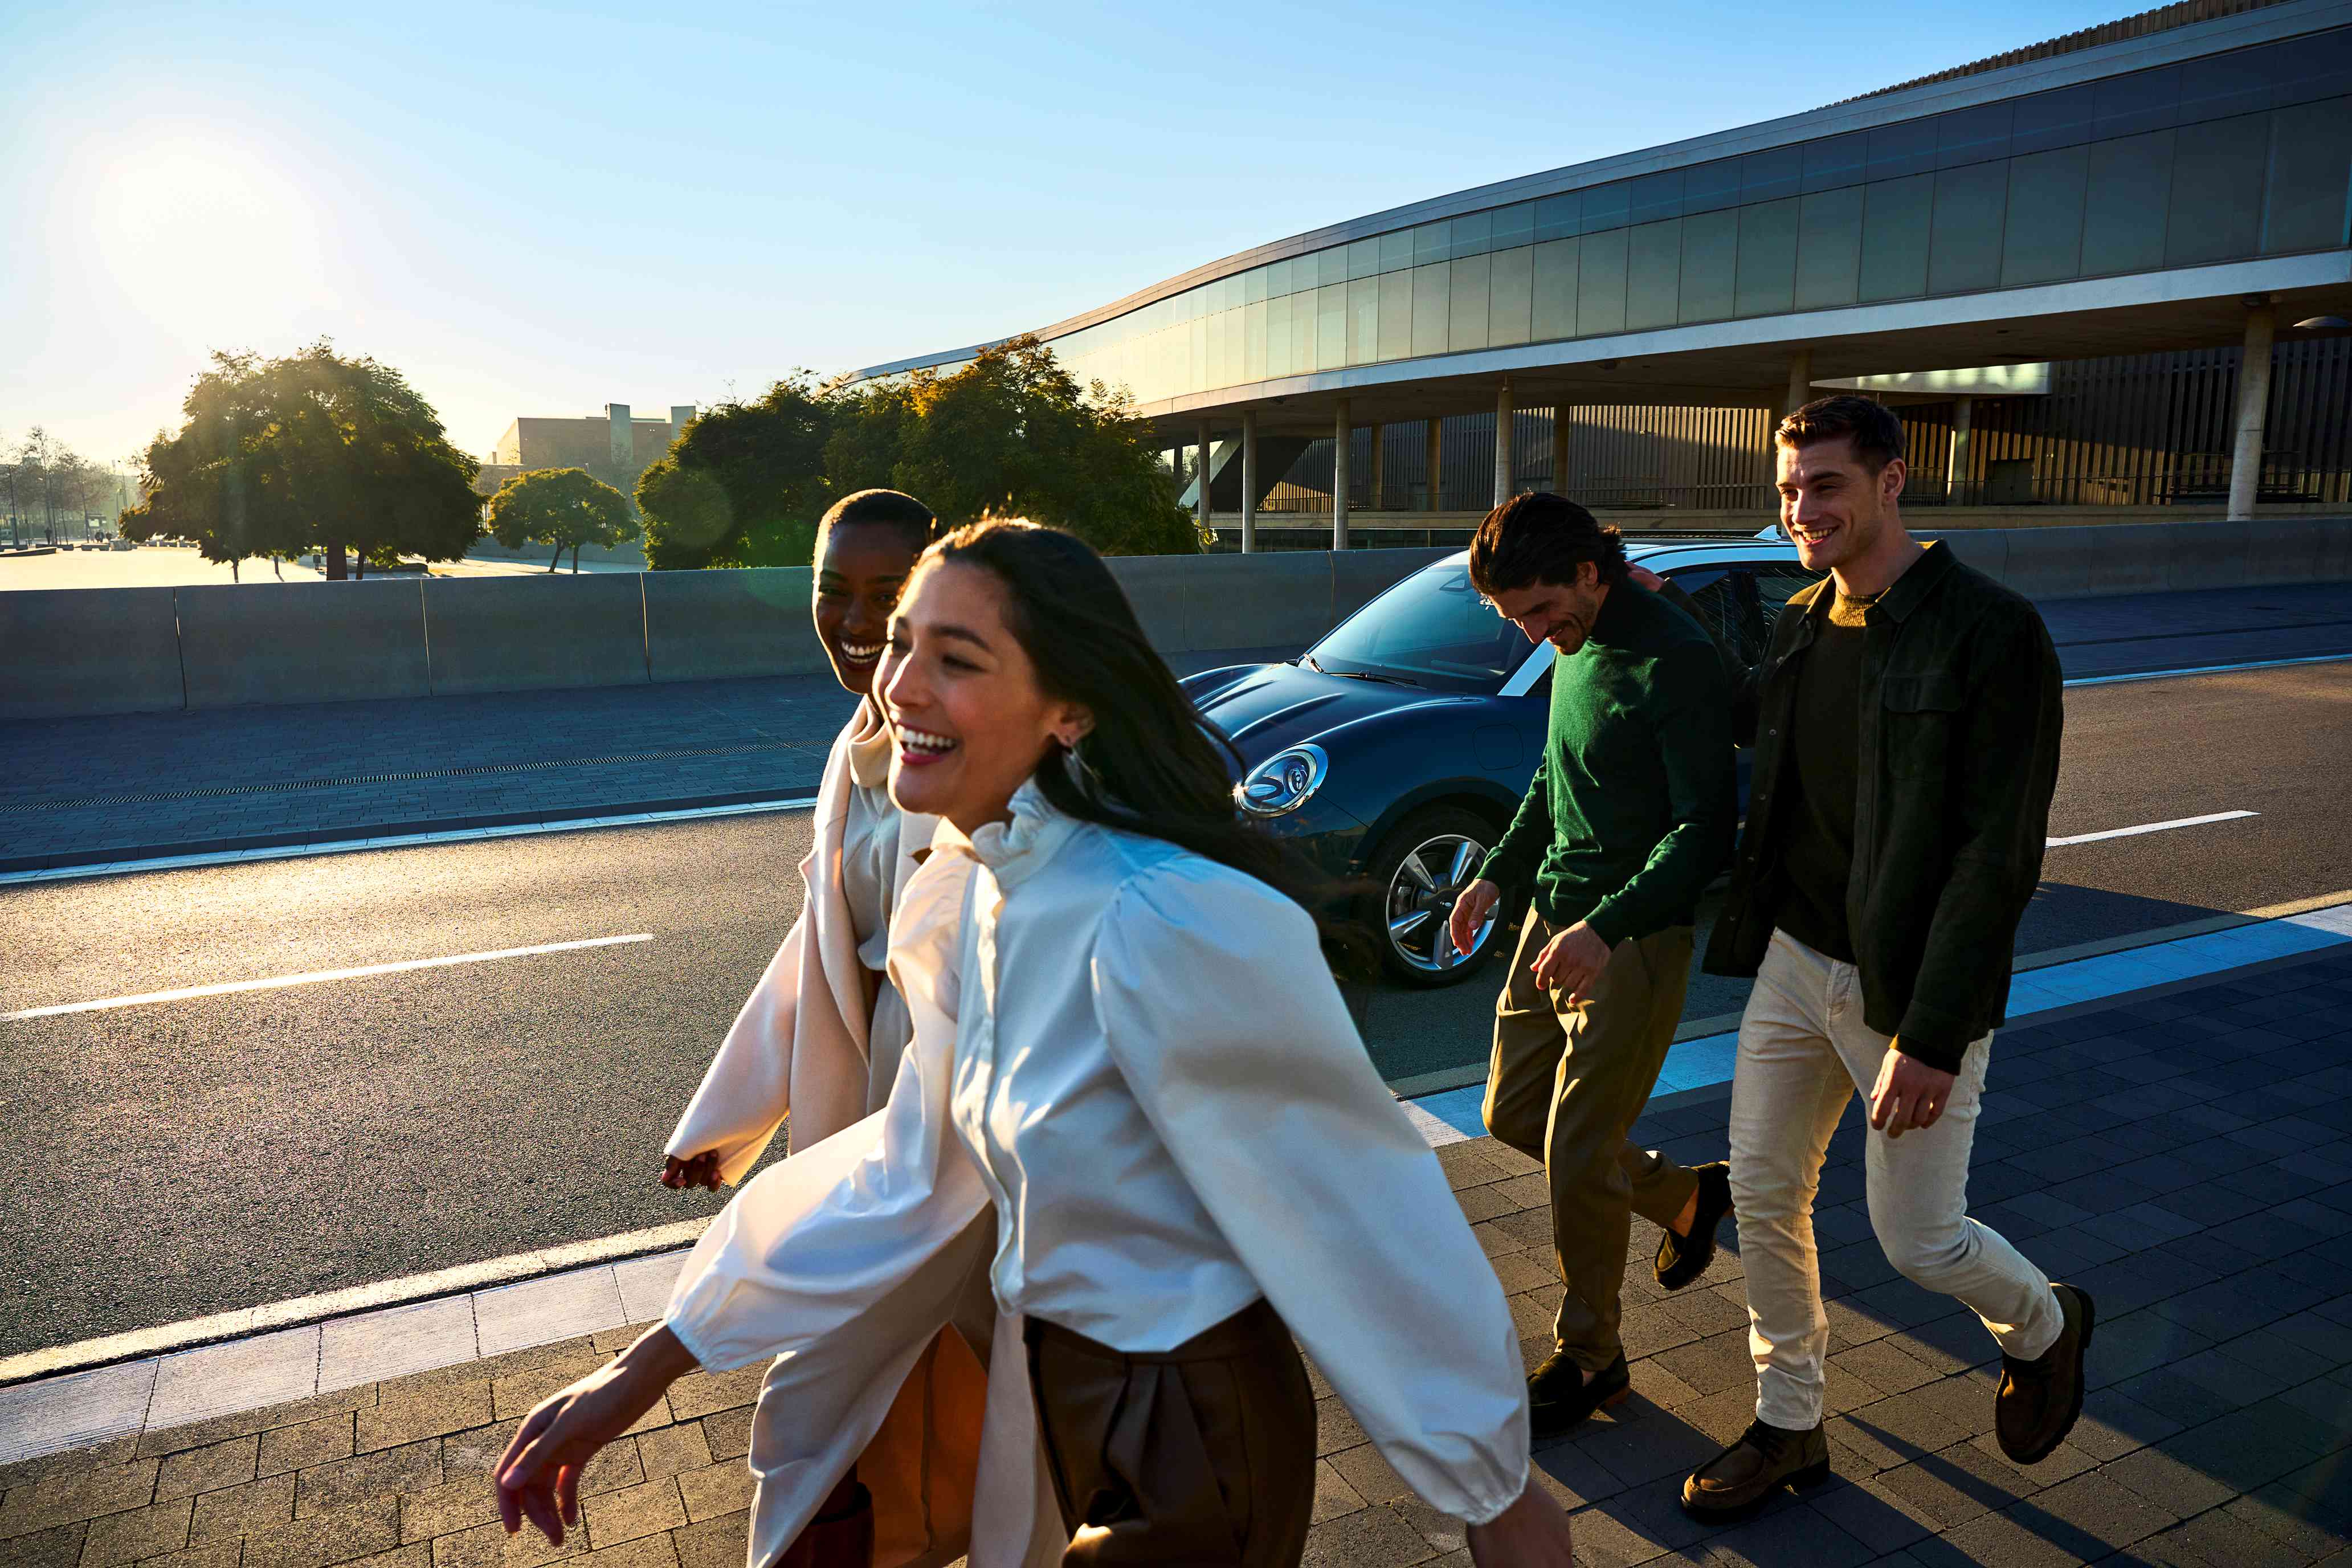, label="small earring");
[1061,735,1103,798]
